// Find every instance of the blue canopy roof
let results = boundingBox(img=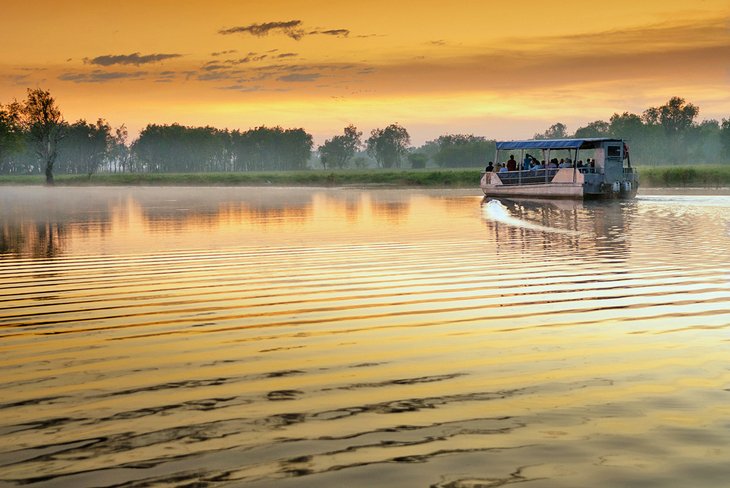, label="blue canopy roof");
[496,138,623,151]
